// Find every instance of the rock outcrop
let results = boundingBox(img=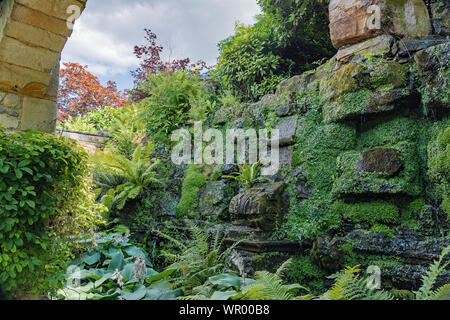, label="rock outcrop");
[201,0,449,289]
